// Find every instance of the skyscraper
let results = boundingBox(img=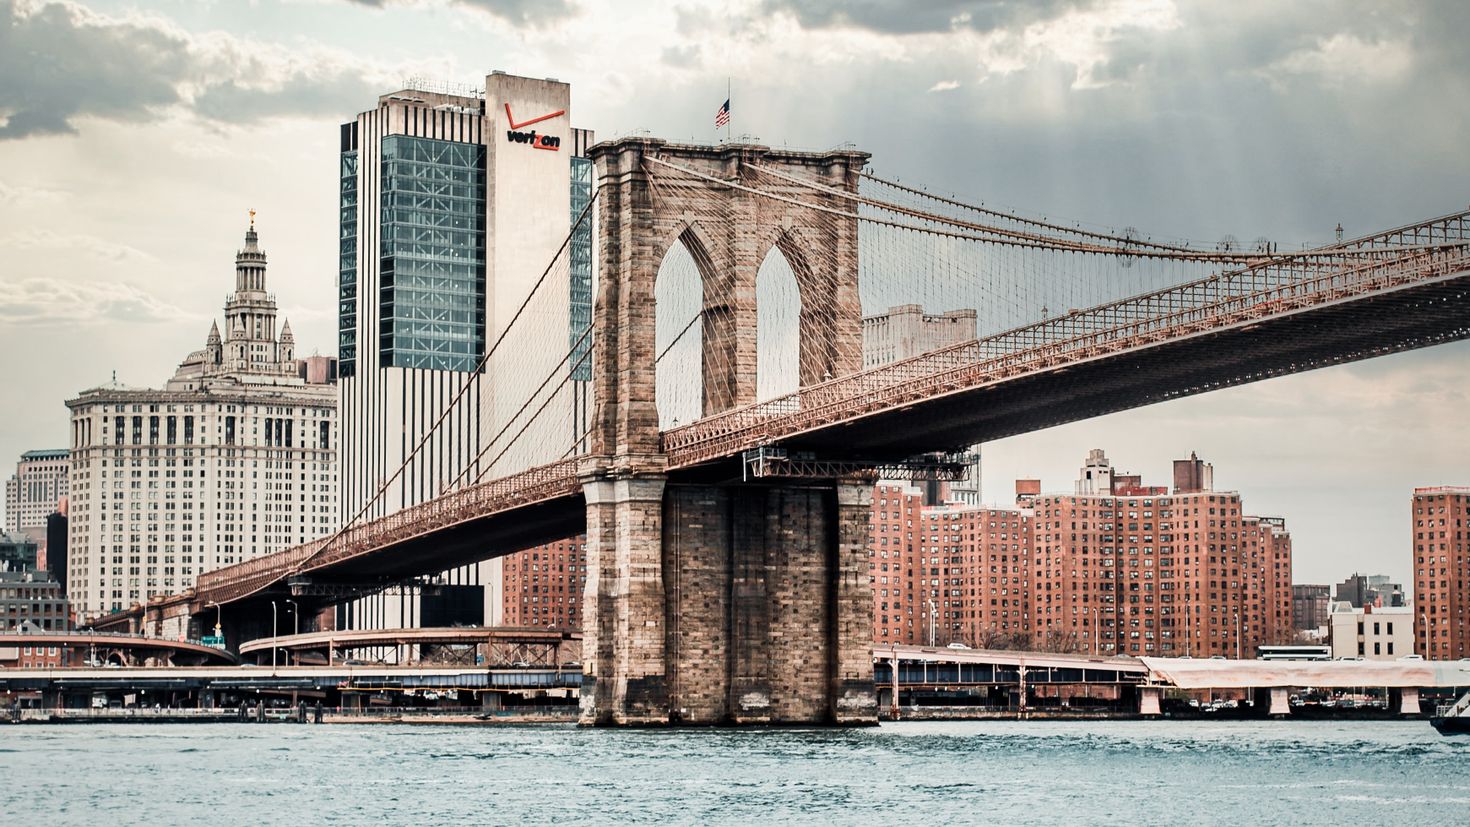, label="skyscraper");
[337,73,593,629]
[5,449,69,536]
[66,222,337,619]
